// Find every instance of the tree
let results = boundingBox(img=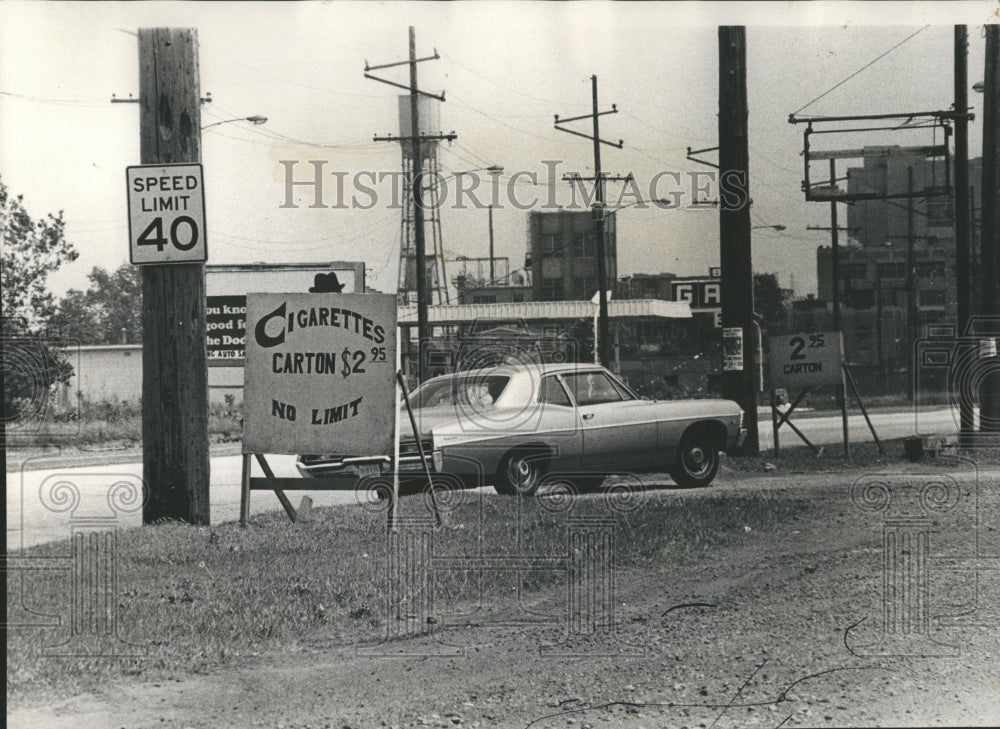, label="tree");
[1,177,79,421]
[754,272,787,333]
[53,264,142,344]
